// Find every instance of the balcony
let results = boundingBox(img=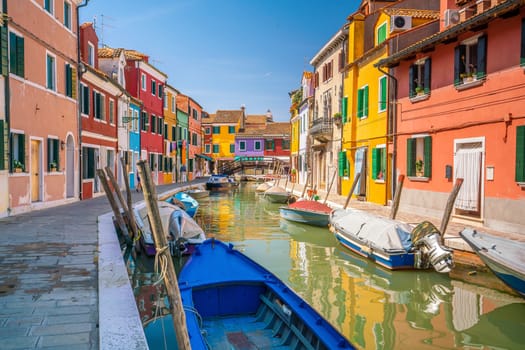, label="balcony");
[310,117,333,142]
